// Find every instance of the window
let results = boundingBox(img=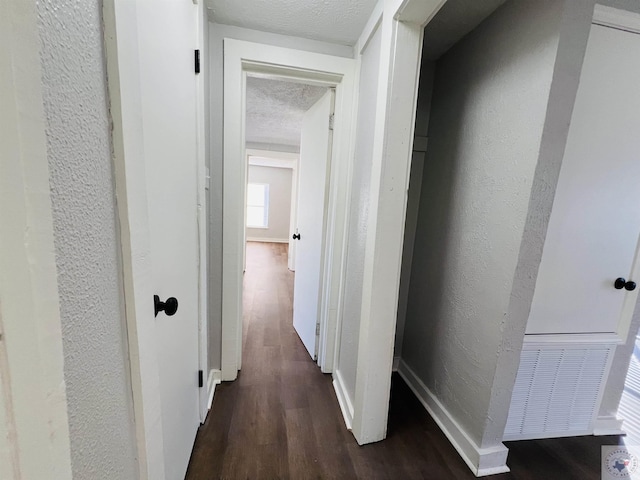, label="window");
[246,183,269,228]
